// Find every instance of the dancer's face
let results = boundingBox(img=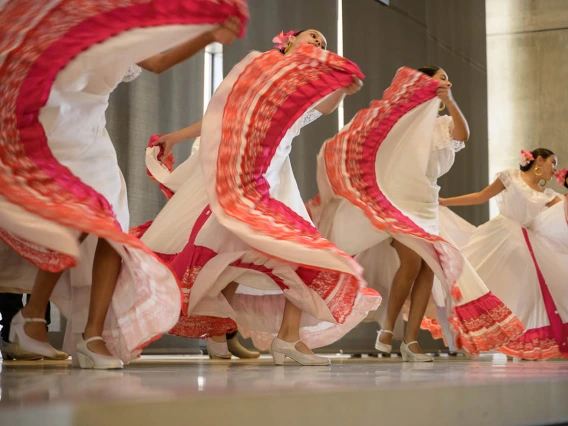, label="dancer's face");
[432,69,452,88]
[536,155,558,180]
[287,29,327,53]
